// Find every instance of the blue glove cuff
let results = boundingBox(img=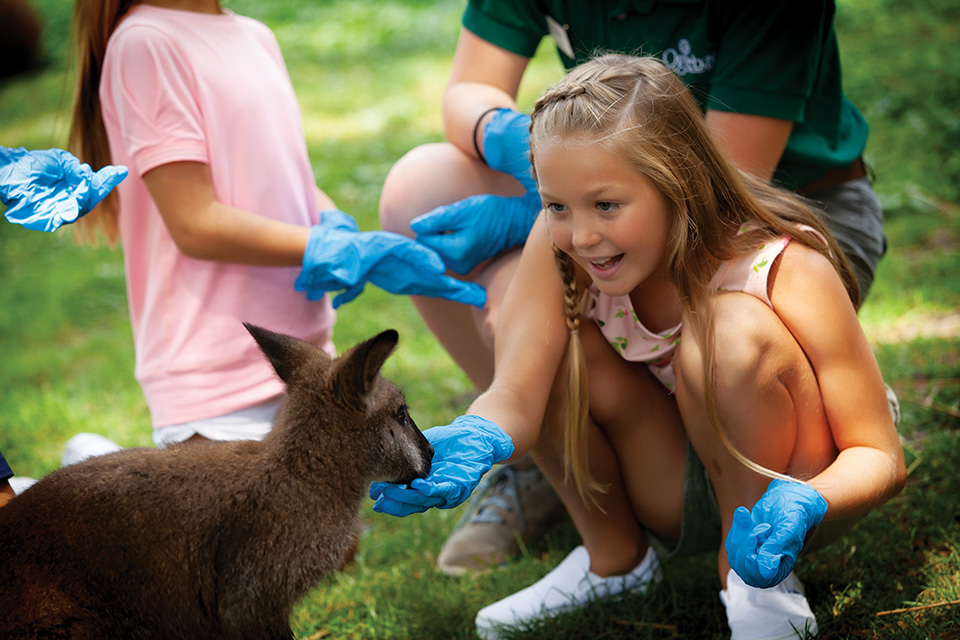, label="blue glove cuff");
[767,479,829,526]
[483,109,535,191]
[450,414,515,464]
[318,208,359,232]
